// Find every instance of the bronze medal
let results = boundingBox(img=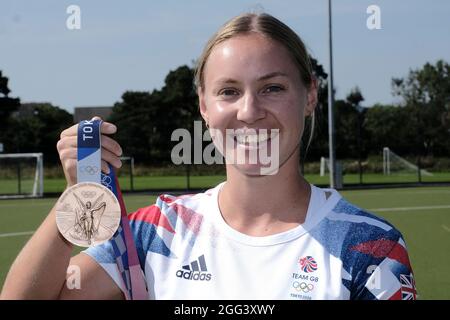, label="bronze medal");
[55,182,121,247]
